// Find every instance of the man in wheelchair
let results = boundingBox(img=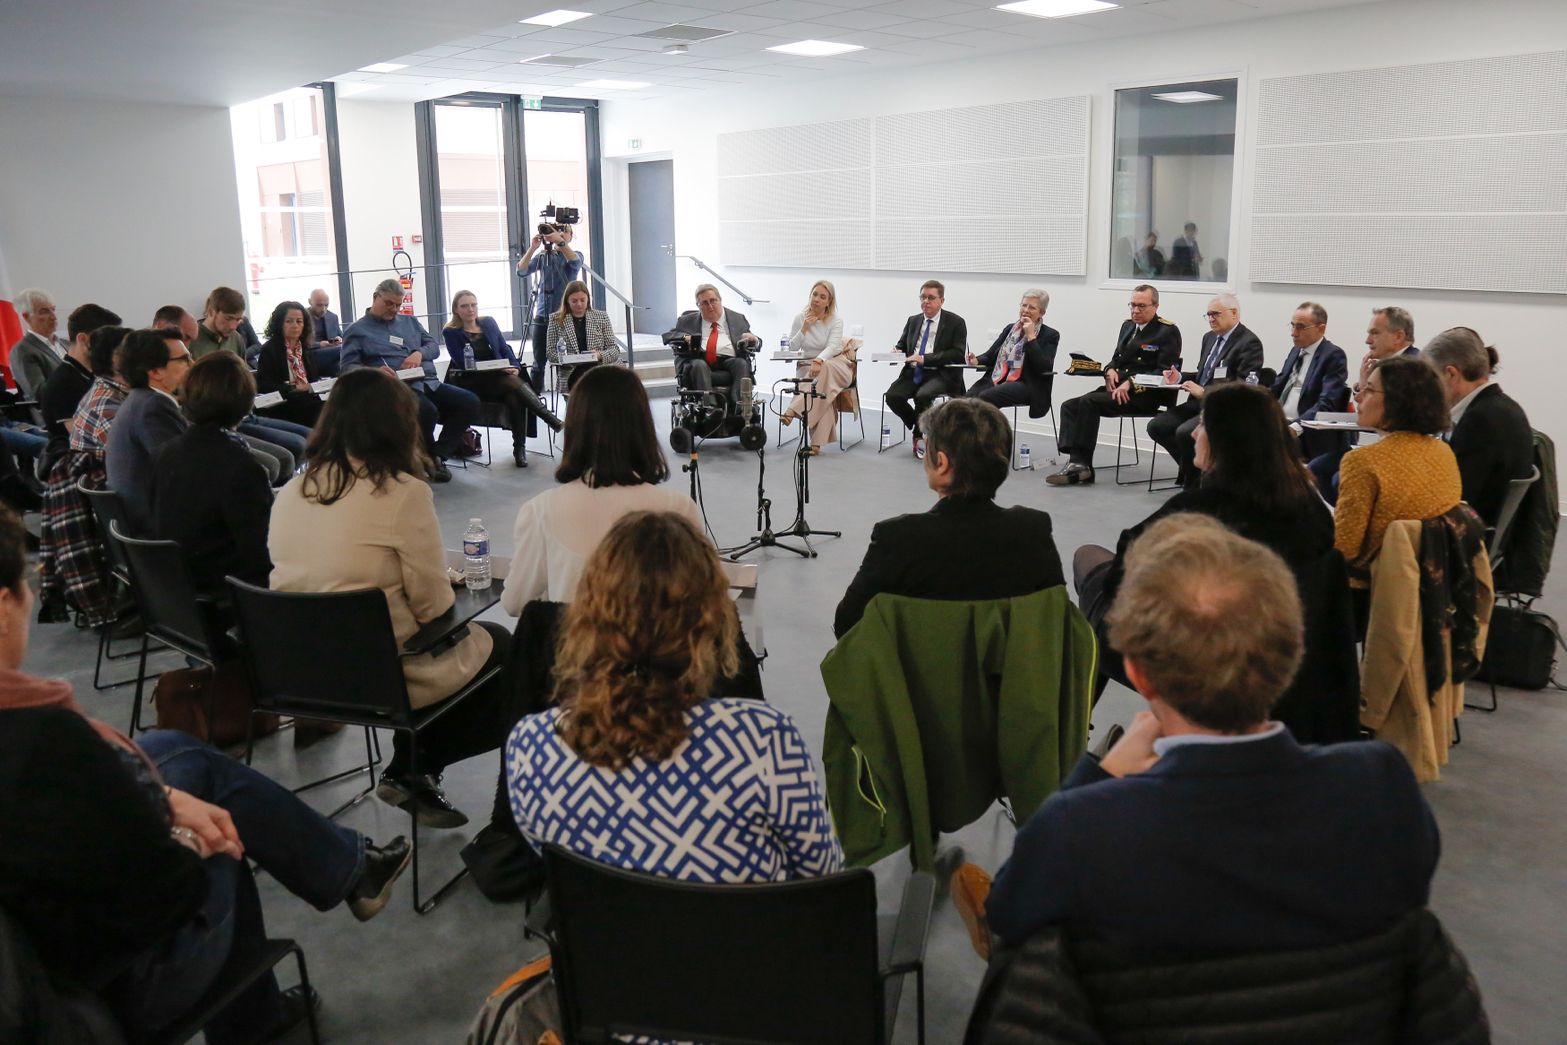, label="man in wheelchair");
[663,284,765,449]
